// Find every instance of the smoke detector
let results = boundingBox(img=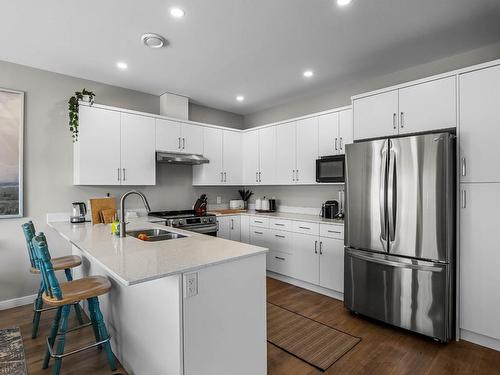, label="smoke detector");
[141,33,167,49]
